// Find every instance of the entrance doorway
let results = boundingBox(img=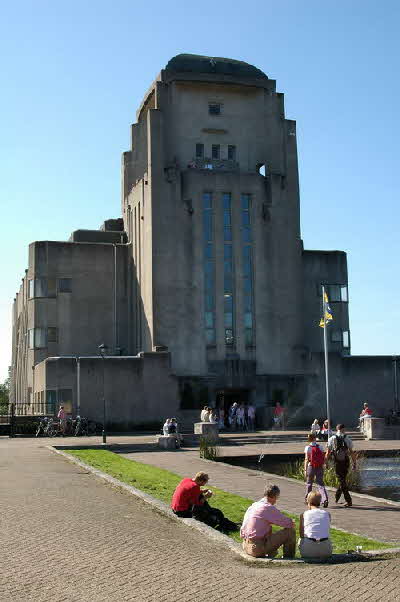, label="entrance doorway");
[215,389,250,414]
